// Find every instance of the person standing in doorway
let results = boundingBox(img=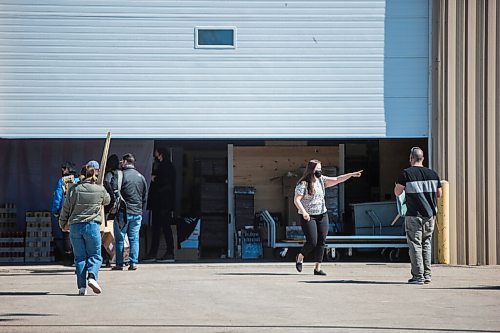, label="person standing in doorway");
[59,165,110,295]
[112,153,148,271]
[143,147,176,263]
[394,147,442,285]
[294,160,362,276]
